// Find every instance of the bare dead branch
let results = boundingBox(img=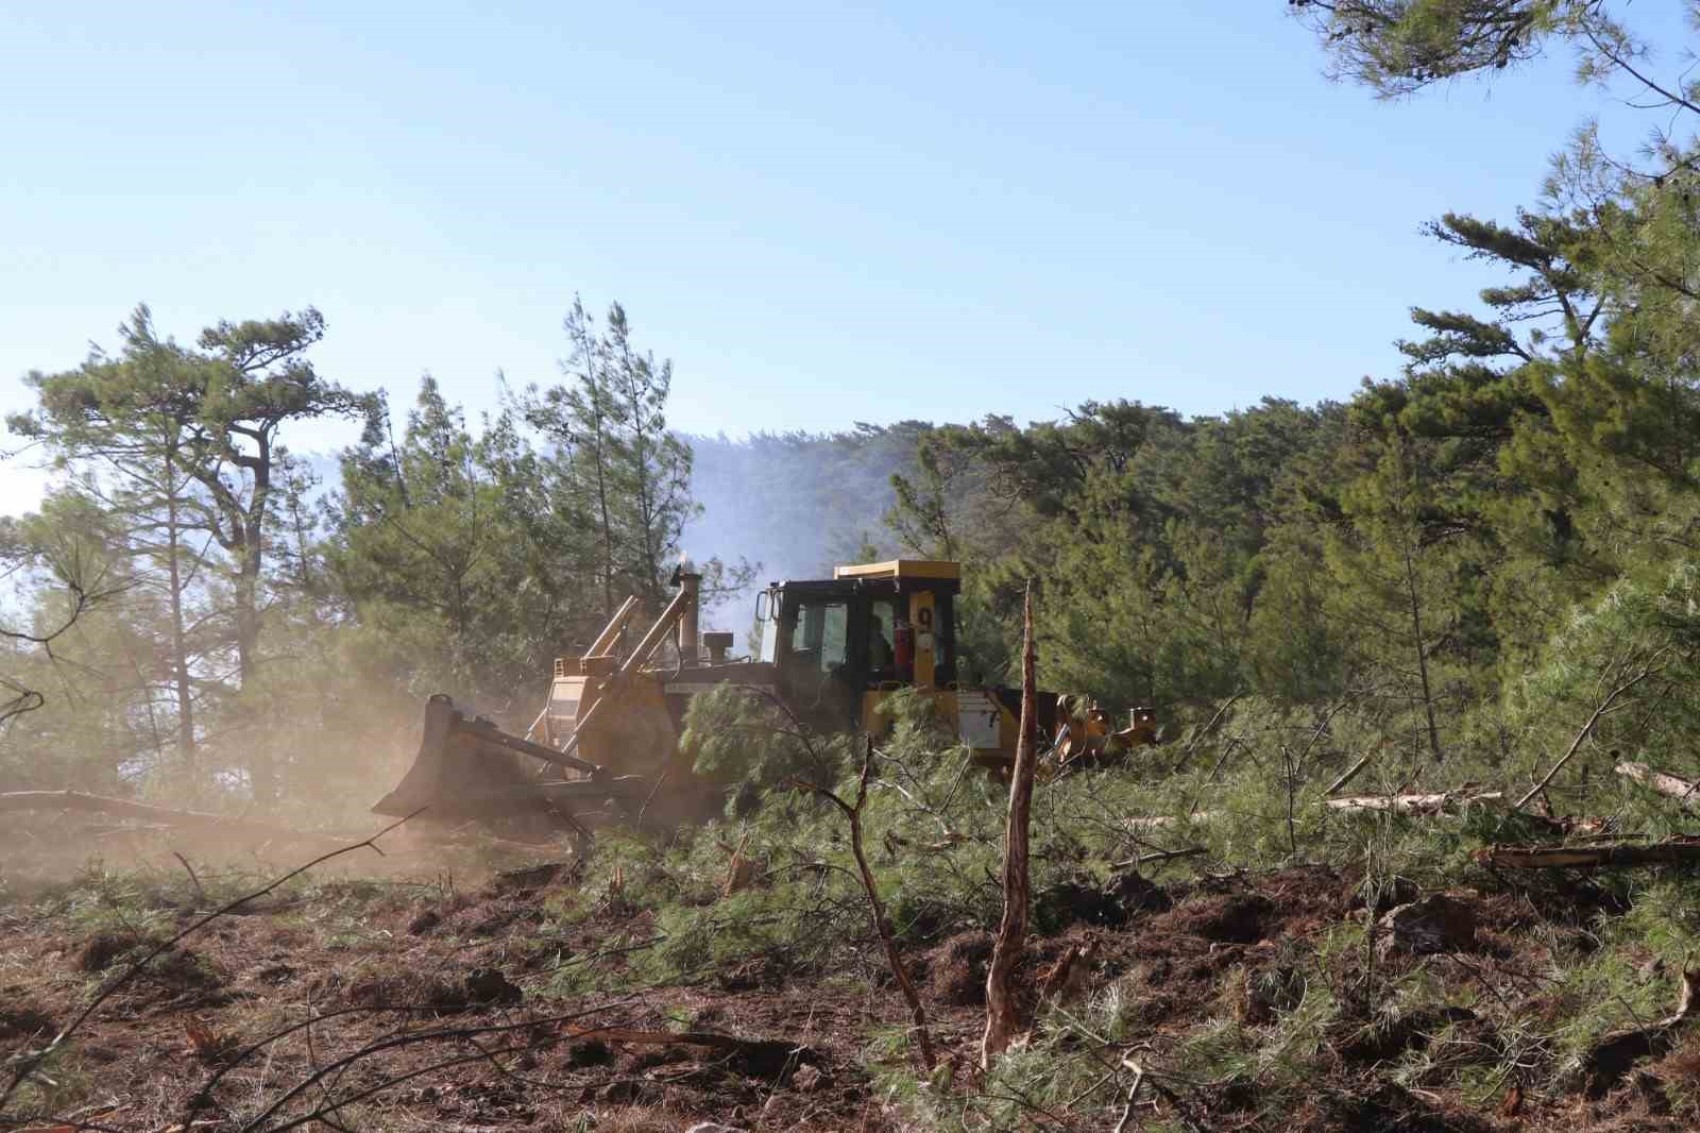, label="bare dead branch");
[1515,658,1668,812]
[1112,1057,1145,1133]
[172,850,207,904]
[226,1003,628,1132]
[796,736,936,1072]
[1177,694,1239,764]
[982,581,1036,1069]
[1326,755,1373,795]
